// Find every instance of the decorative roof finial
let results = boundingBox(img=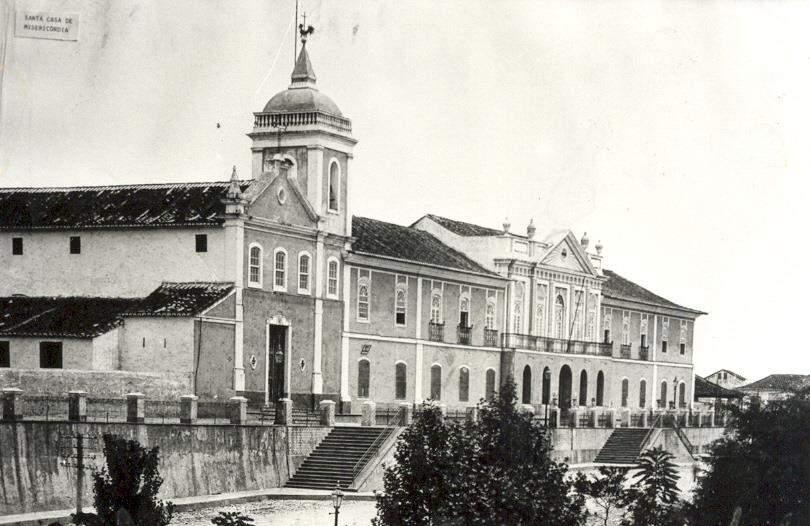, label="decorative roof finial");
[580,232,590,250]
[503,217,511,234]
[299,15,315,45]
[226,165,242,200]
[527,218,536,239]
[291,19,317,86]
[595,240,603,255]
